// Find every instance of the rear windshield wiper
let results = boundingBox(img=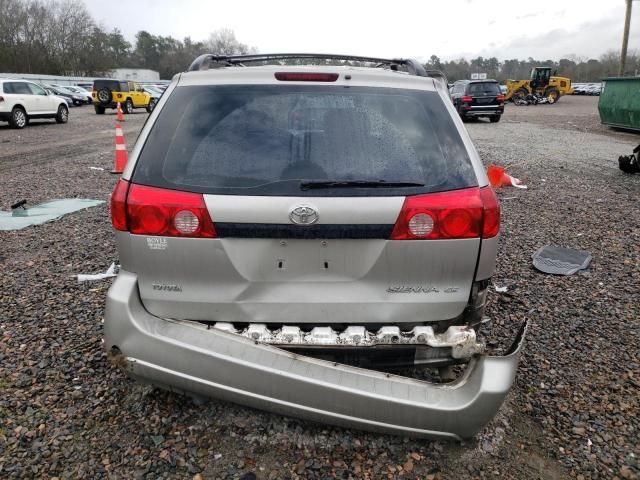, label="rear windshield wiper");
[300,180,425,190]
